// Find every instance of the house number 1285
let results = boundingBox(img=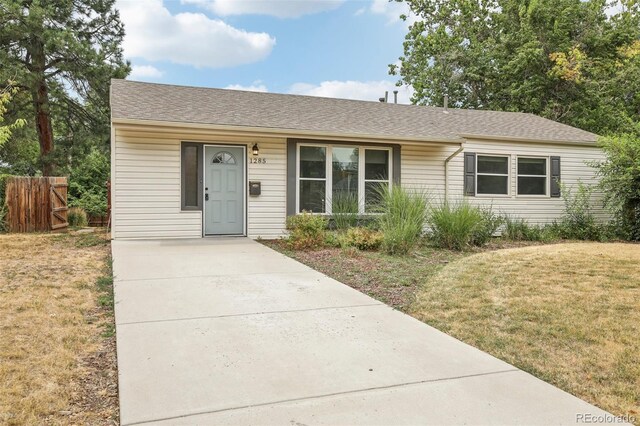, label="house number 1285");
[250,158,267,164]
